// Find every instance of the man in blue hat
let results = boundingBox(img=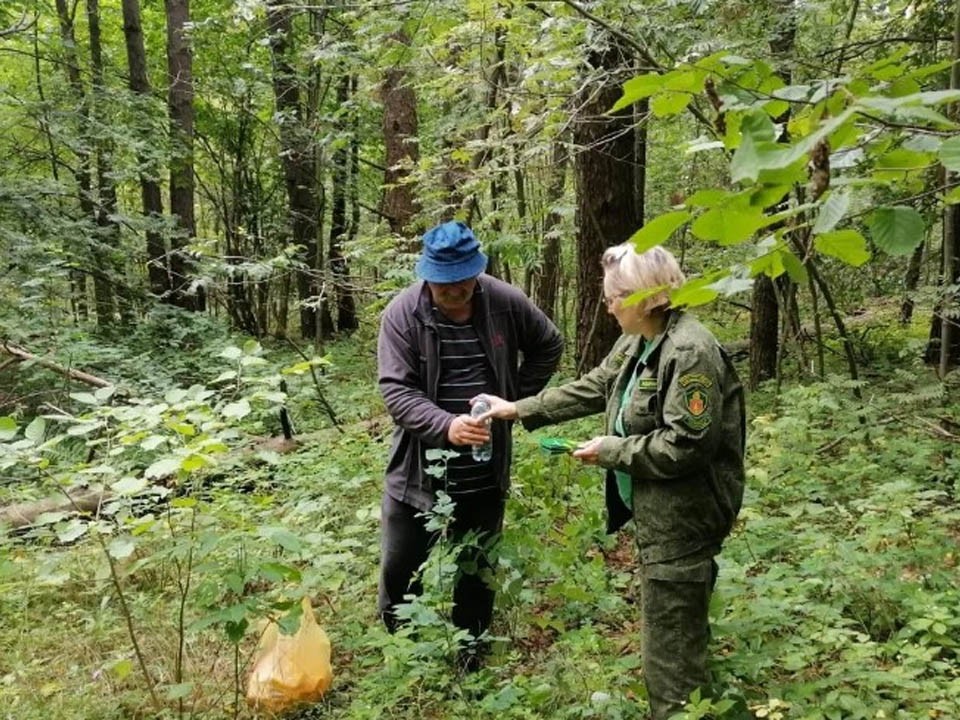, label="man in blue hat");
[377,220,563,667]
